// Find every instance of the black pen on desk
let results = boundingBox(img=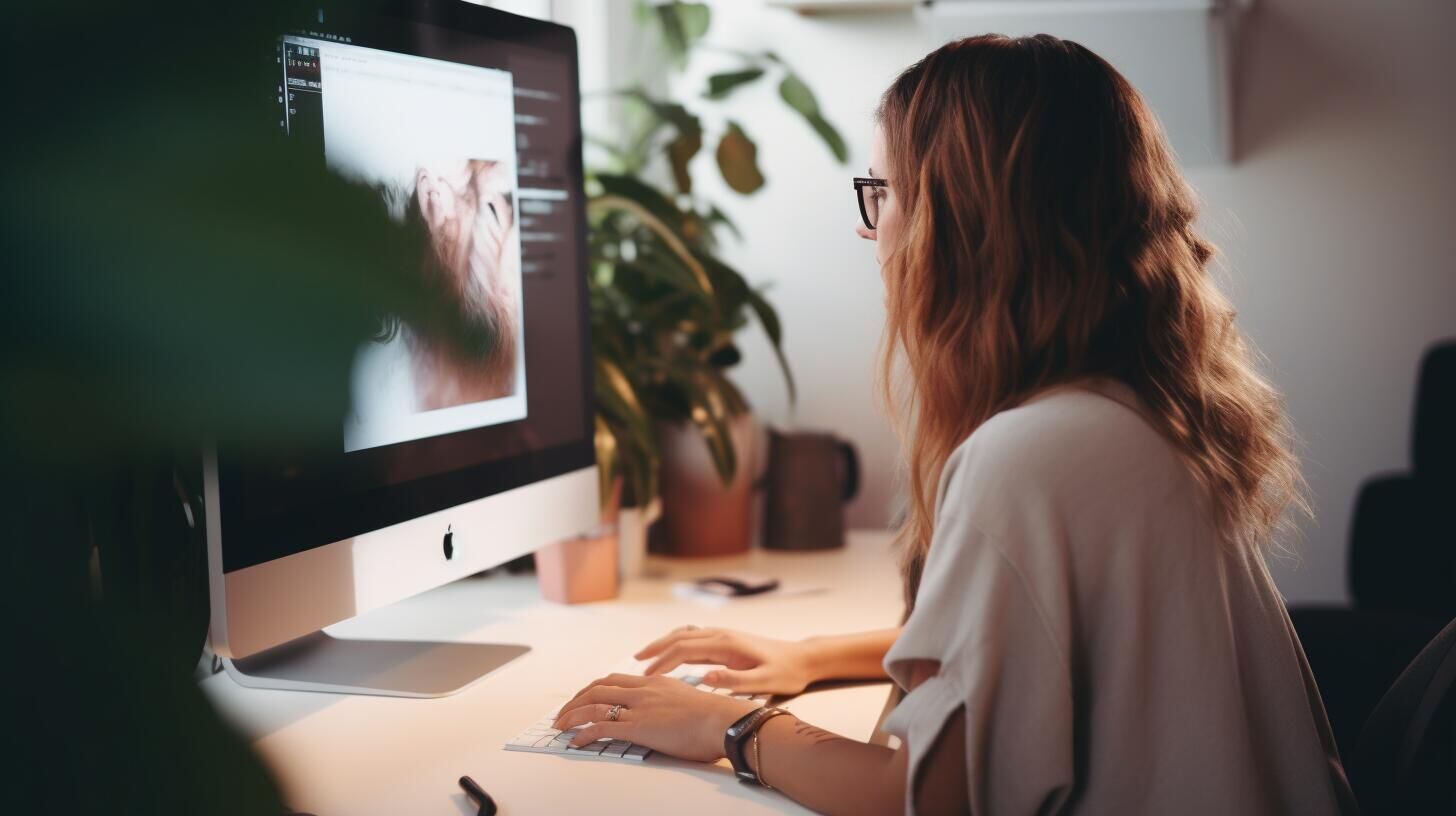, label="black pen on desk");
[460,775,498,816]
